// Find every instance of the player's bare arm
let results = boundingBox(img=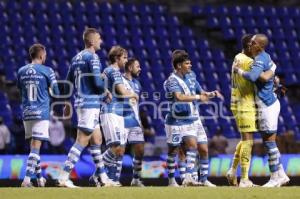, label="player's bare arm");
[173,92,209,102]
